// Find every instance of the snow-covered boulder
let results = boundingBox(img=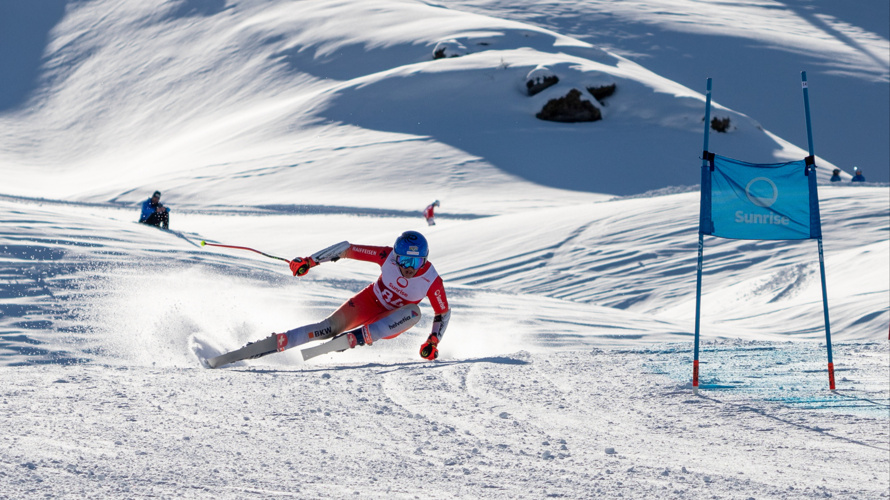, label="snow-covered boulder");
[536,89,602,122]
[432,39,468,59]
[525,65,559,96]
